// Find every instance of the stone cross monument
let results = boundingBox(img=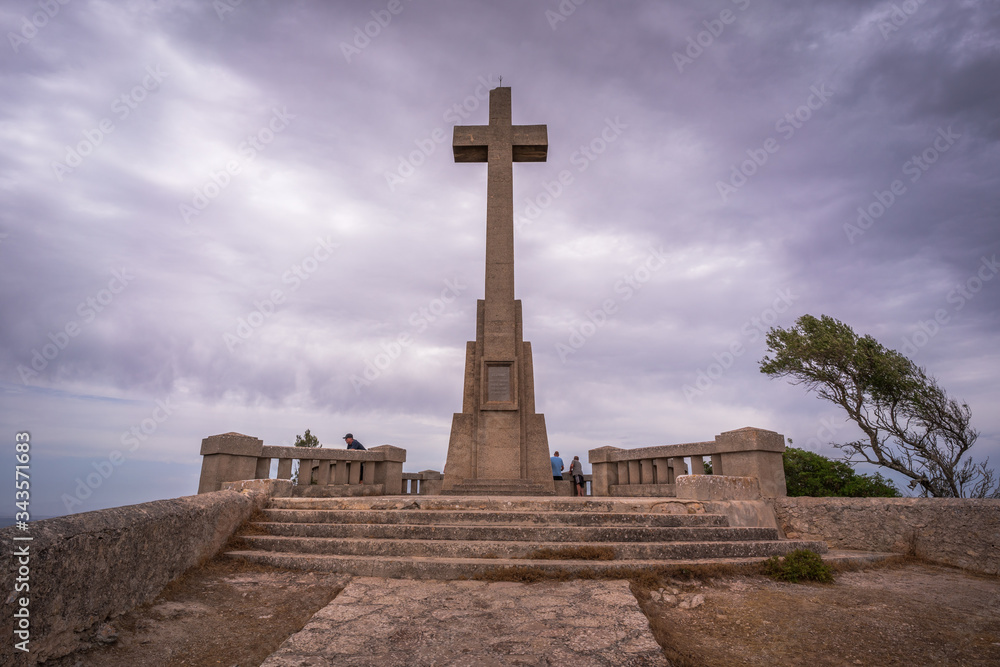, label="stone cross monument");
[442,86,554,495]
